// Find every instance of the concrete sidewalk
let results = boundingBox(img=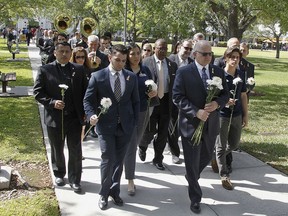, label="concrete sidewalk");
[28,44,288,216]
